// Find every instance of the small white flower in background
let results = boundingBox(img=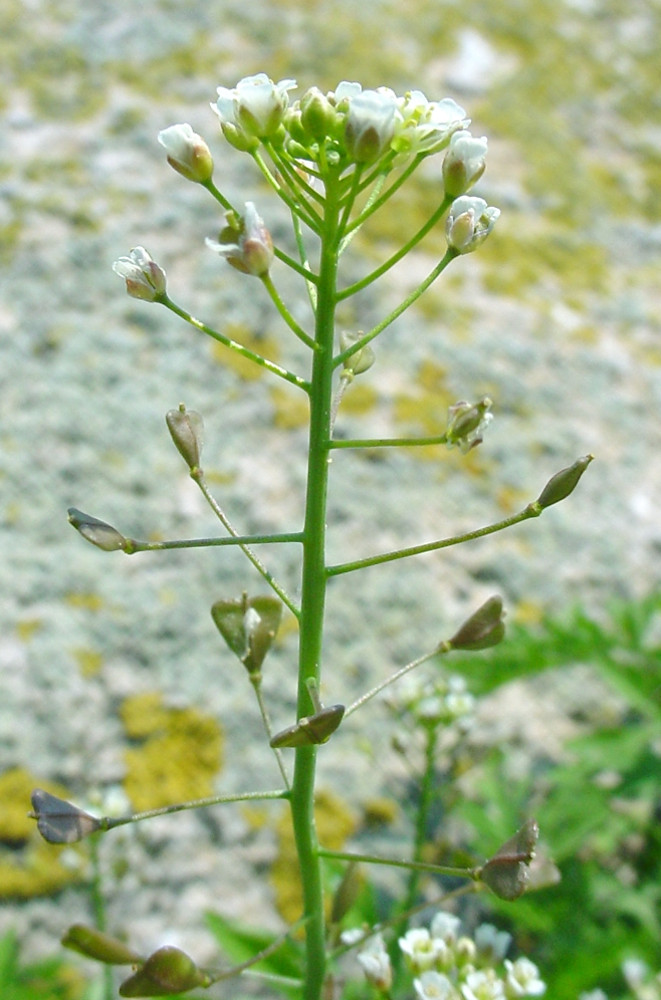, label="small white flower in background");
[112,247,166,301]
[475,923,512,964]
[446,196,500,254]
[415,970,457,1000]
[503,957,546,997]
[442,131,488,197]
[357,932,392,991]
[206,202,274,277]
[213,73,296,144]
[344,87,399,163]
[430,911,462,948]
[578,992,608,1000]
[400,927,448,973]
[462,967,506,1000]
[157,123,213,183]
